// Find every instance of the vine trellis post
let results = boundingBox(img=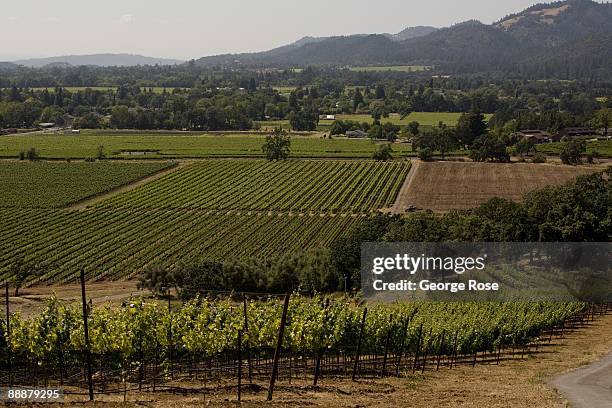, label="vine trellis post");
[267,293,290,401]
[5,282,12,387]
[80,269,94,401]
